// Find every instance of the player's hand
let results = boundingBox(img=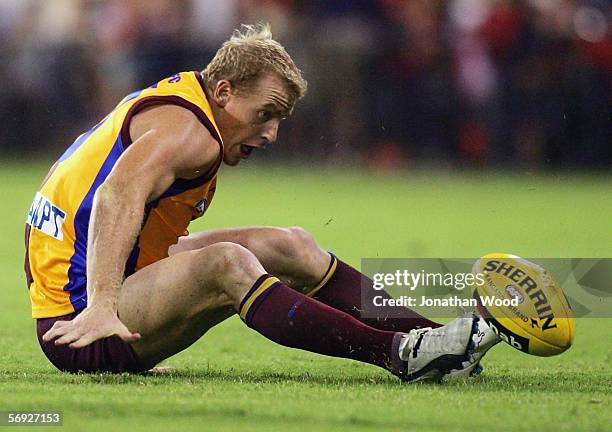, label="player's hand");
[42,305,141,349]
